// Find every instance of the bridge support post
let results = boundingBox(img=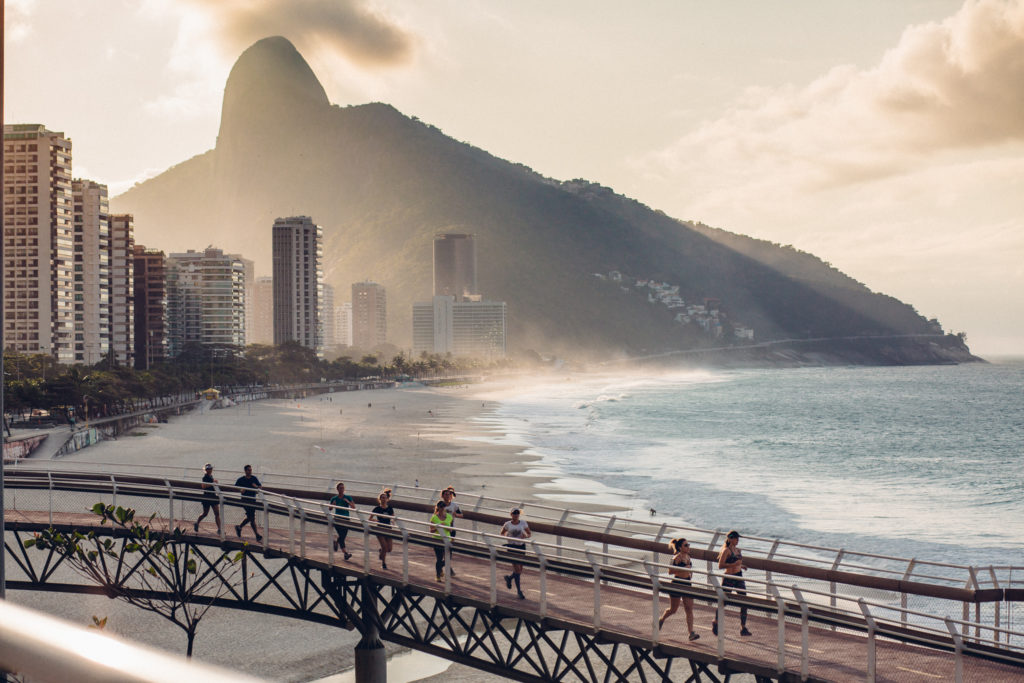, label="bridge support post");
[355,578,386,683]
[354,628,386,683]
